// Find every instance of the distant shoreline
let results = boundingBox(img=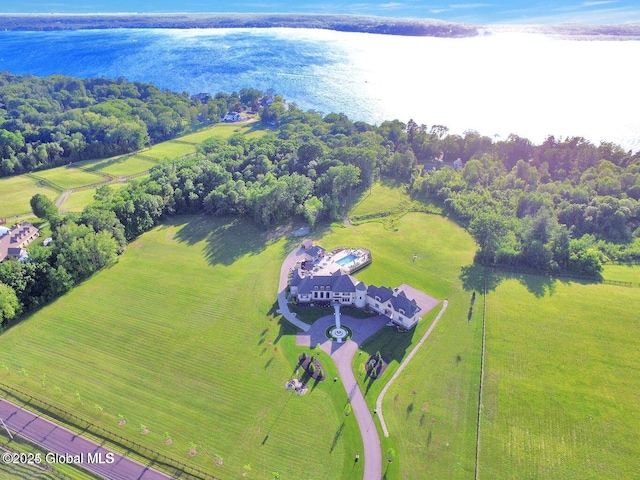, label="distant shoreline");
[0,13,478,37]
[0,13,639,39]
